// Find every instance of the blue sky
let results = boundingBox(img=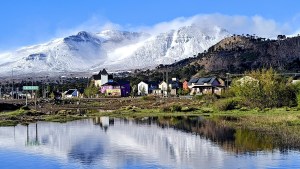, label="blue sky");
[0,0,300,51]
